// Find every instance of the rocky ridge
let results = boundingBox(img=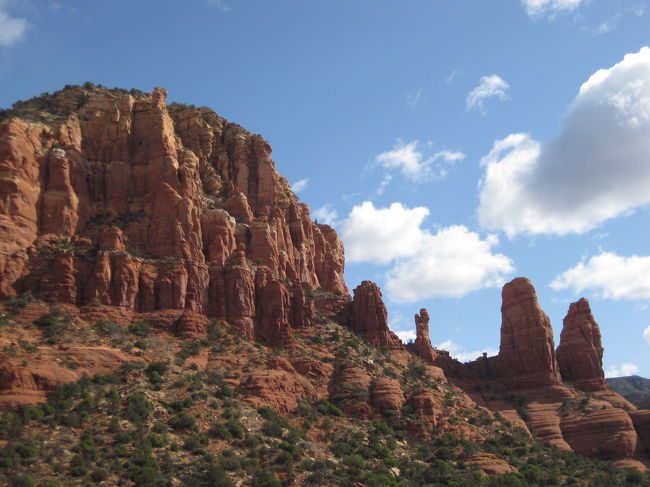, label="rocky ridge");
[0,85,649,484]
